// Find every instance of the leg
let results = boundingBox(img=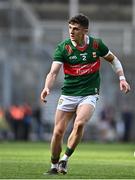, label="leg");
[45,109,74,175]
[67,104,95,149]
[58,104,95,174]
[51,109,74,162]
